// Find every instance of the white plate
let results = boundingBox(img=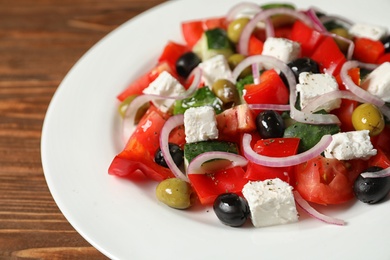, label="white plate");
[41,0,390,259]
